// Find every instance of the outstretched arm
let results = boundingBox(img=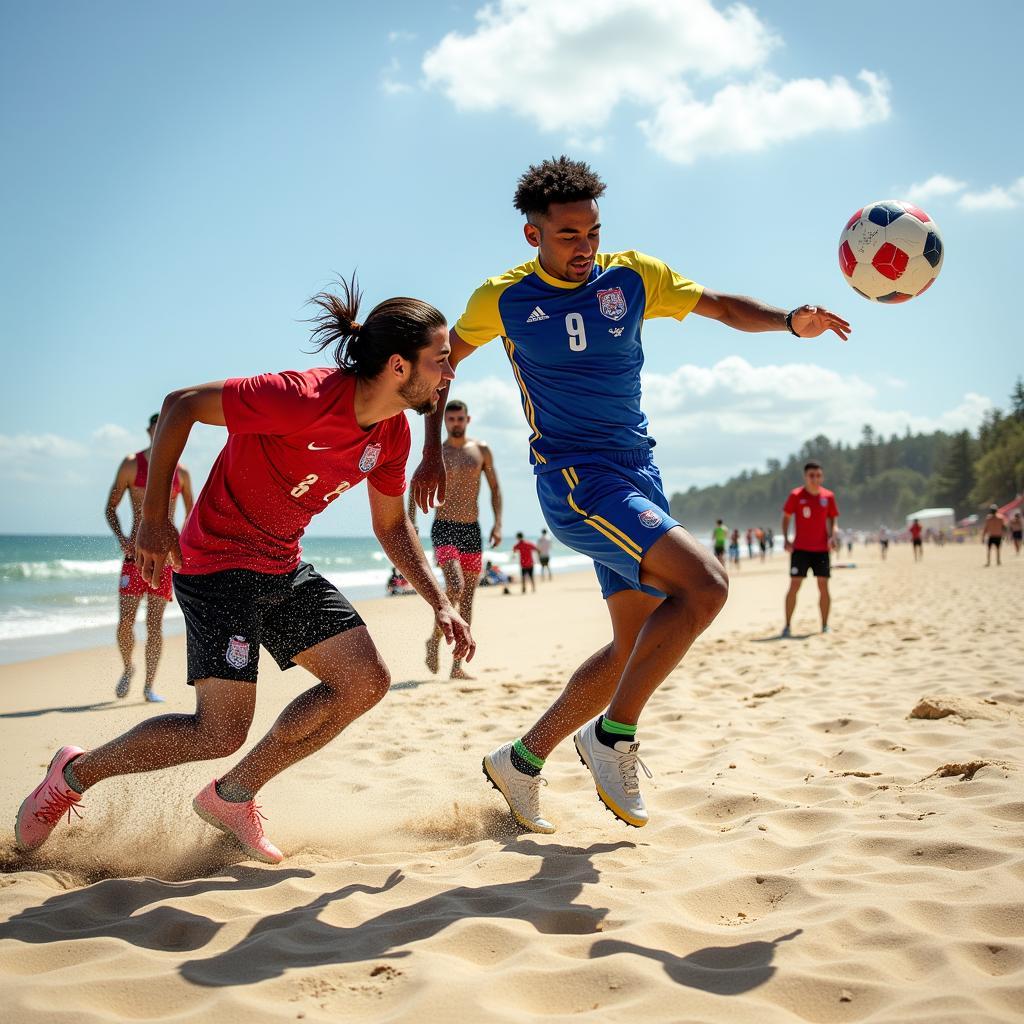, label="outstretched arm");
[104,459,134,555]
[410,329,478,513]
[369,484,475,662]
[480,442,503,548]
[694,290,850,341]
[136,382,226,584]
